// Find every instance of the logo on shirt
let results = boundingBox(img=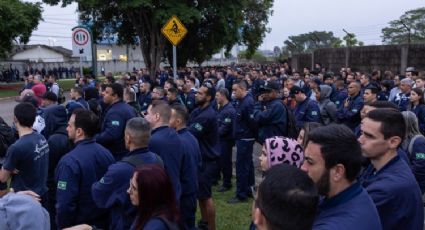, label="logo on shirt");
[224,118,232,123]
[111,120,120,126]
[416,153,425,160]
[194,123,203,131]
[311,111,318,116]
[58,181,67,190]
[351,109,358,113]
